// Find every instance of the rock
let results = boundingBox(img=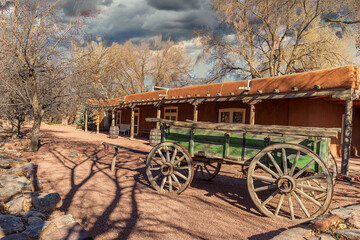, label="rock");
[271,227,312,240]
[317,234,336,240]
[346,209,360,228]
[40,214,76,237]
[313,214,340,231]
[6,197,25,214]
[6,163,37,178]
[334,229,360,240]
[49,210,64,220]
[22,210,46,220]
[0,214,25,236]
[330,205,360,219]
[32,193,62,212]
[1,233,28,240]
[0,175,31,202]
[22,219,50,239]
[68,152,78,158]
[28,216,44,225]
[40,222,92,240]
[0,160,11,169]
